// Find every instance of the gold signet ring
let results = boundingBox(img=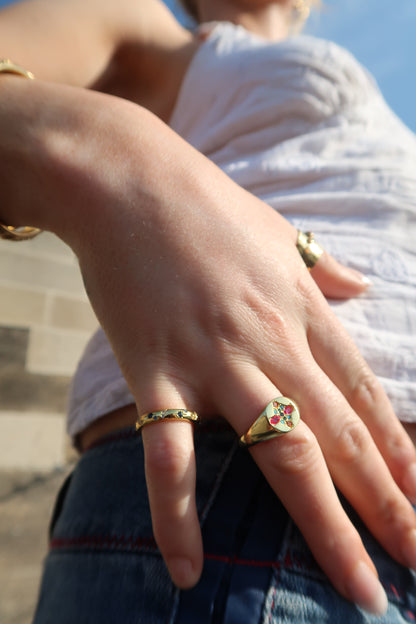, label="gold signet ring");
[239,397,300,447]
